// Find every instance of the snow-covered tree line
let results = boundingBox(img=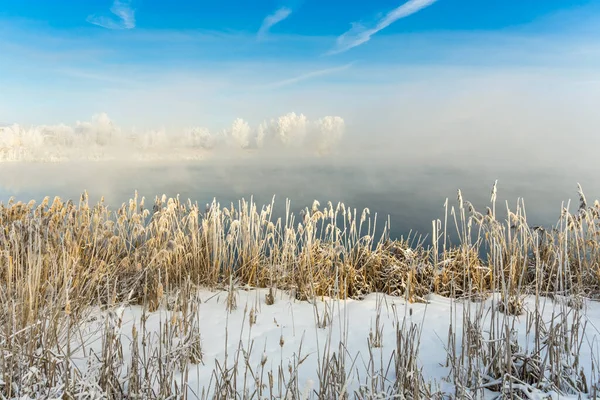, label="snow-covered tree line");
[0,112,345,162]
